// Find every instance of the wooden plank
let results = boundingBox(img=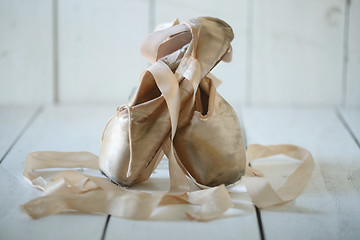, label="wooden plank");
[0,0,53,104]
[341,109,360,142]
[242,107,360,239]
[0,106,38,160]
[346,0,360,107]
[0,105,117,239]
[251,0,345,106]
[106,212,259,240]
[154,0,248,105]
[58,0,149,103]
